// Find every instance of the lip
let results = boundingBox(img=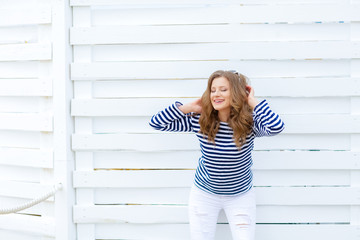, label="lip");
[213,99,224,104]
